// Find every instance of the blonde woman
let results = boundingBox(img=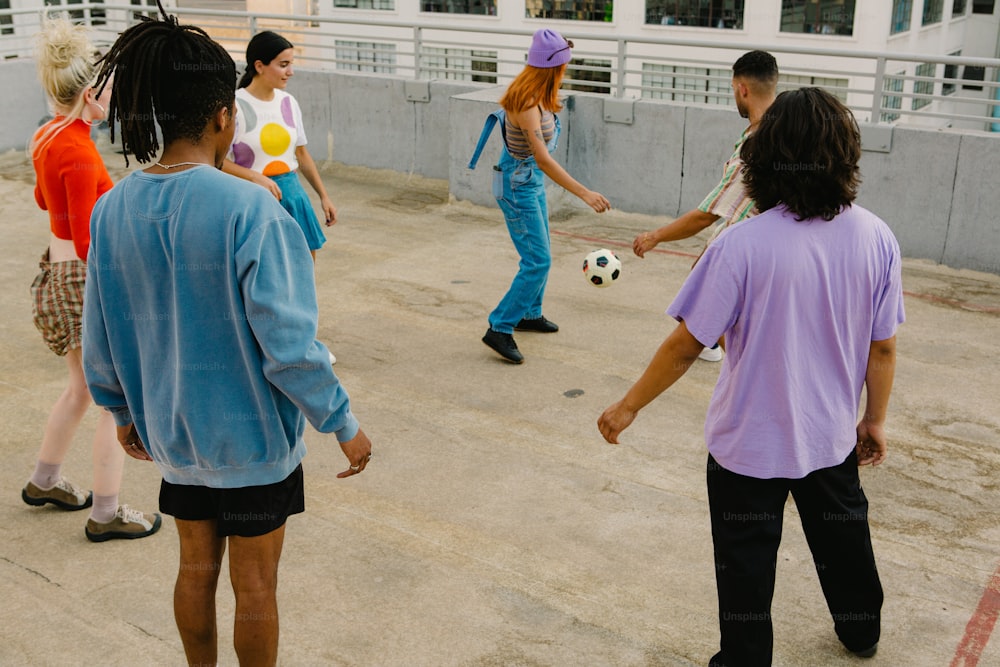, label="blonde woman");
[22,18,160,542]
